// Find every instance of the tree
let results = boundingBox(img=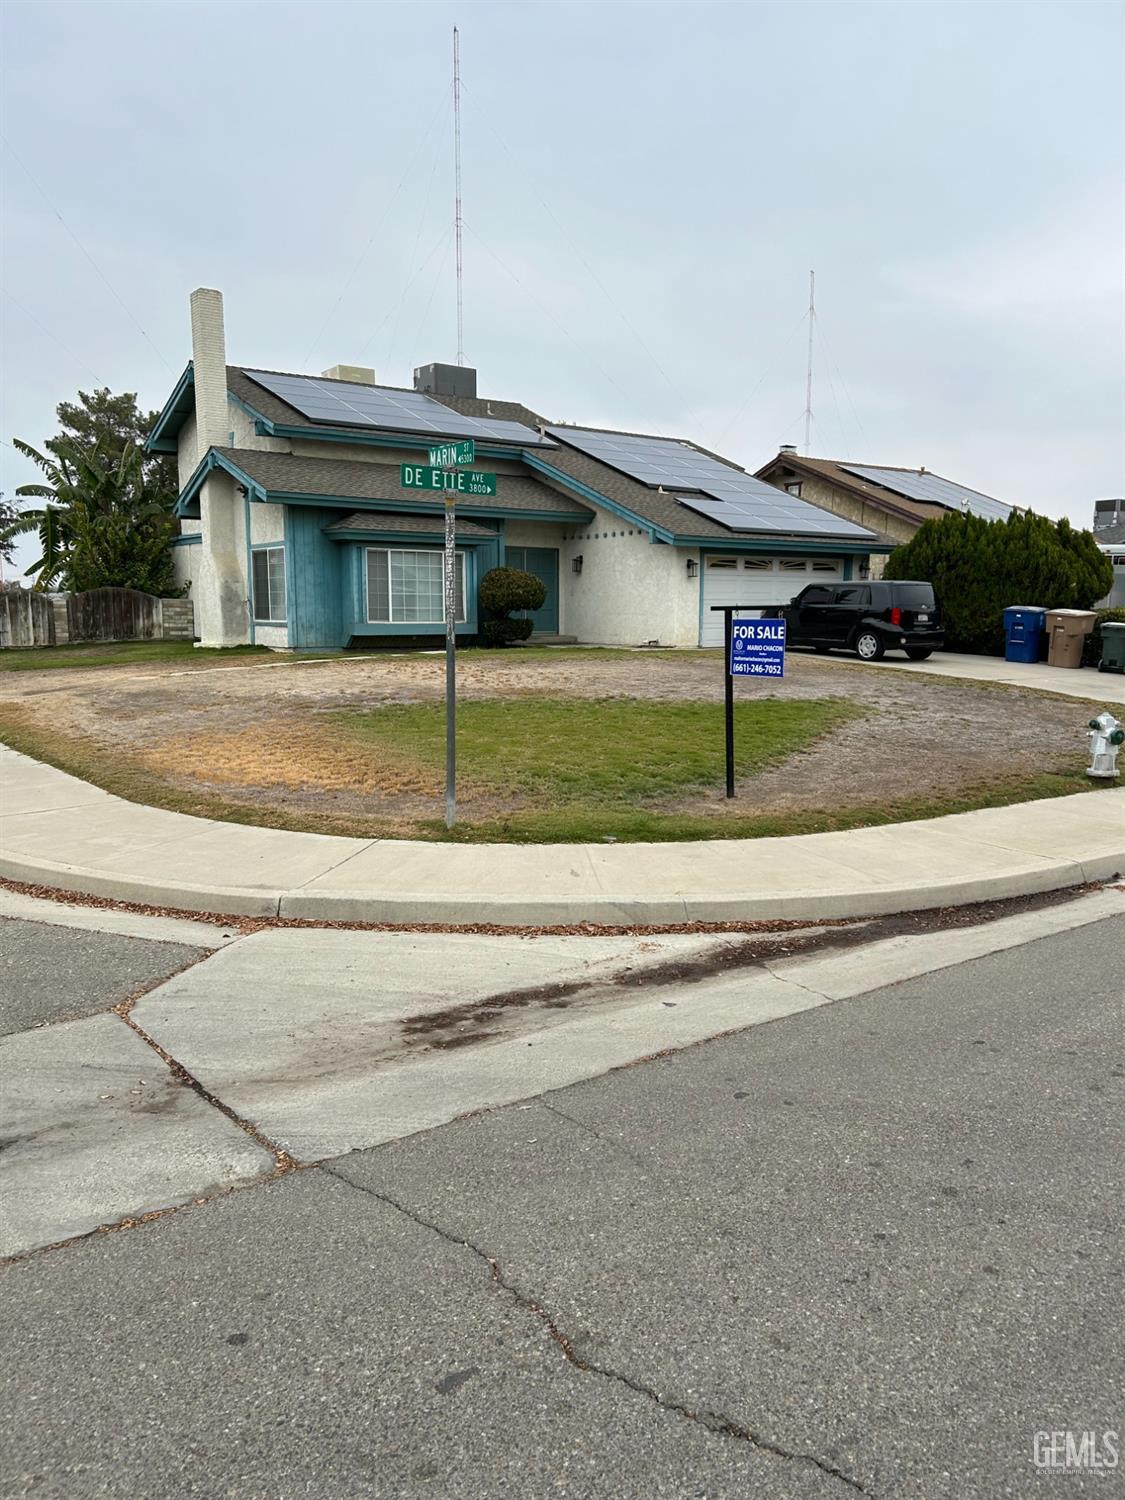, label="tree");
[884,510,1113,654]
[0,388,180,594]
[1,436,179,595]
[479,566,547,647]
[0,492,19,568]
